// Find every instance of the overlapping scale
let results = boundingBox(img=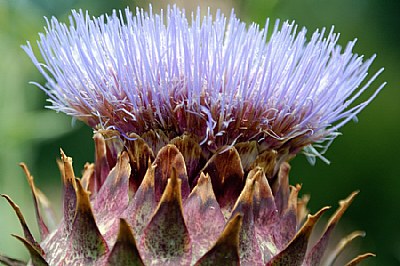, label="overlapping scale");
[1,132,373,266]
